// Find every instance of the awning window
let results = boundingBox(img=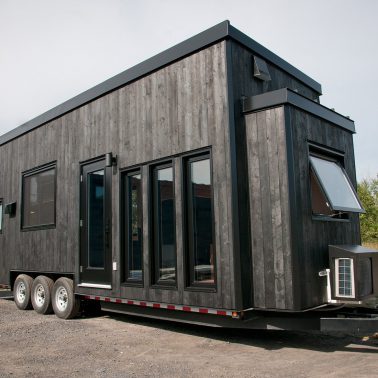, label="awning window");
[309,156,364,213]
